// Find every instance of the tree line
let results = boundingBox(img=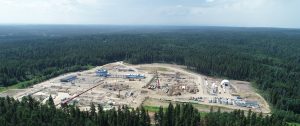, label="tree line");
[0,96,290,126]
